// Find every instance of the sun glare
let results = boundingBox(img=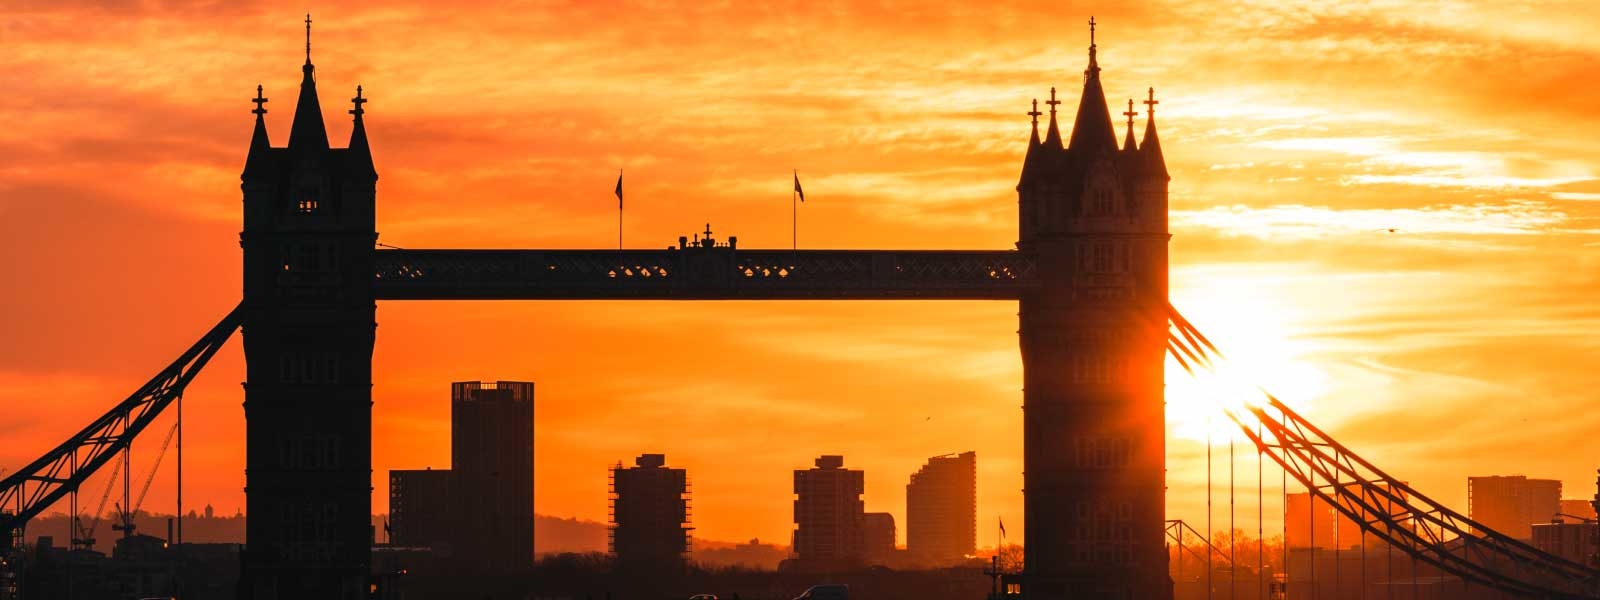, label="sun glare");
[1167,272,1329,444]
